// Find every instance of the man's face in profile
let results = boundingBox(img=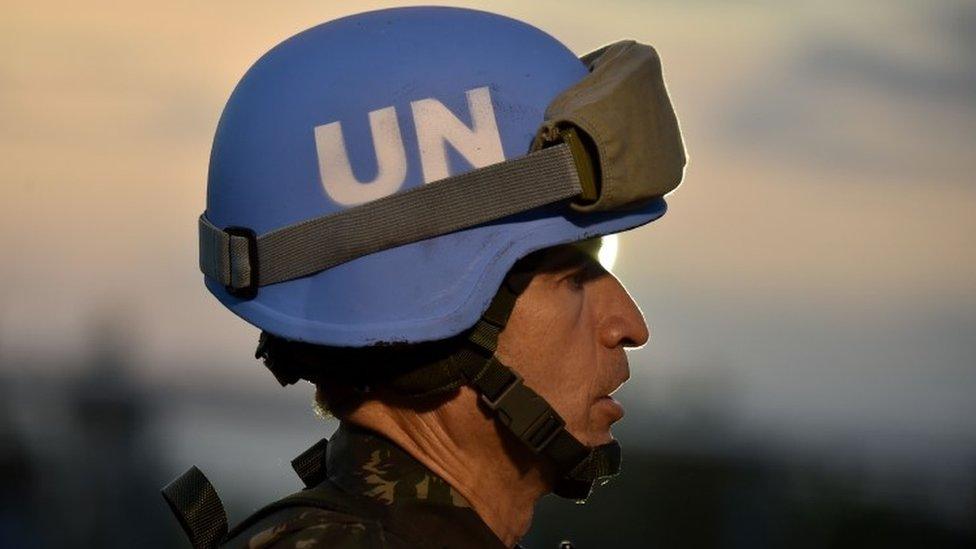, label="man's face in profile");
[496,244,650,447]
